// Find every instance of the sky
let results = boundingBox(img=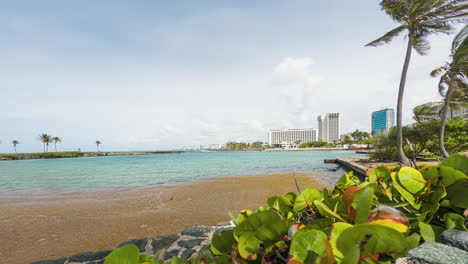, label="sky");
[0,0,460,152]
